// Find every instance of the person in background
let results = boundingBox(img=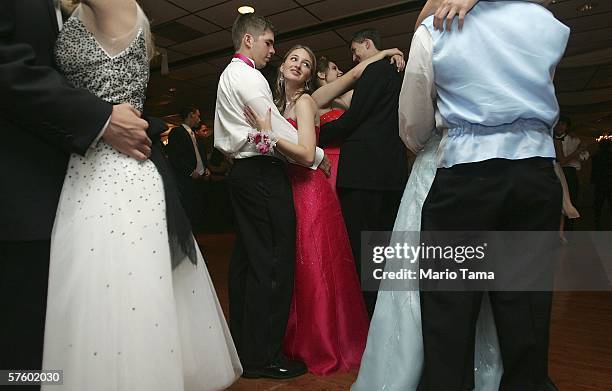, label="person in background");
[314,57,351,191]
[554,115,589,231]
[166,105,211,232]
